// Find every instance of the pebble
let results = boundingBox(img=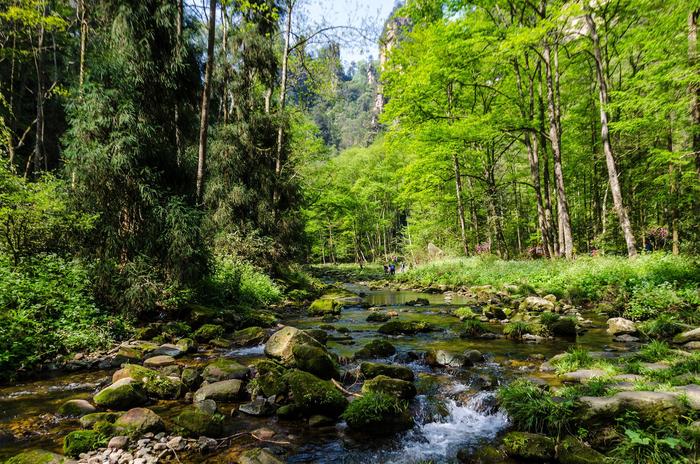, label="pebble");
[108,436,129,450]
